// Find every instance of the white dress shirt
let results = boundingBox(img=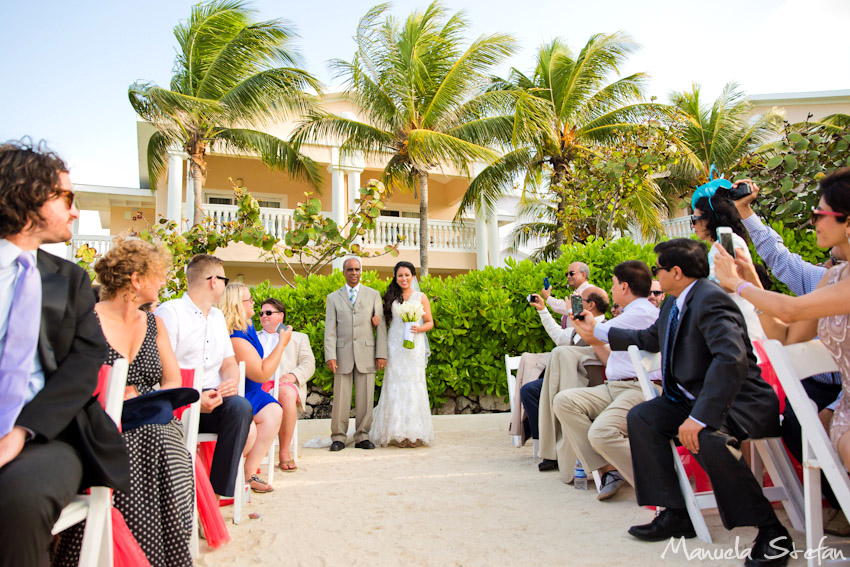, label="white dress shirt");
[592,297,660,381]
[155,294,234,389]
[345,283,361,305]
[0,239,44,403]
